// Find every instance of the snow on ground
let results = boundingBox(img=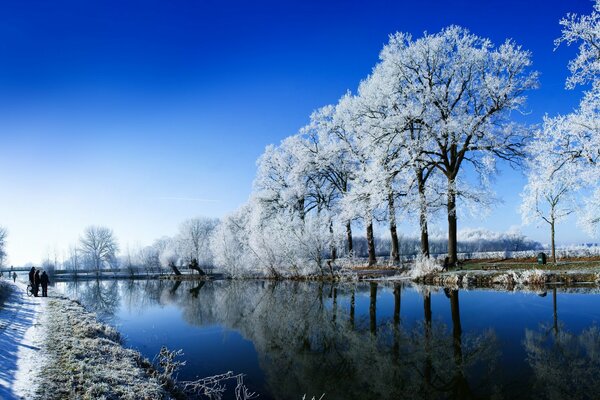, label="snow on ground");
[0,280,47,400]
